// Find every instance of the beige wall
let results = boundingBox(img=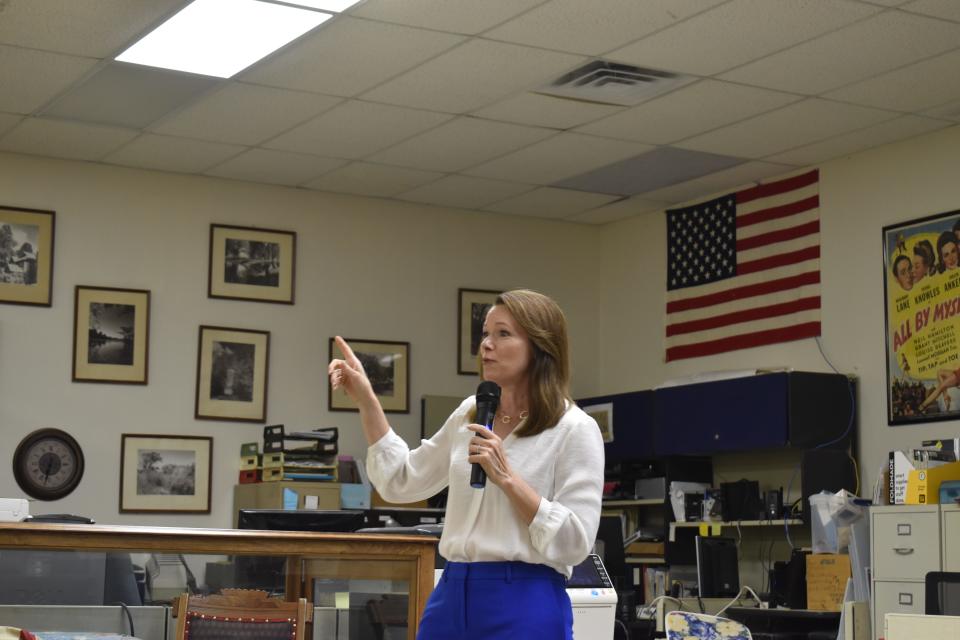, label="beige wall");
[598,123,960,498]
[0,152,602,527]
